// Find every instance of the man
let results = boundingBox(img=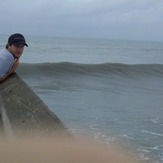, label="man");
[0,33,28,82]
